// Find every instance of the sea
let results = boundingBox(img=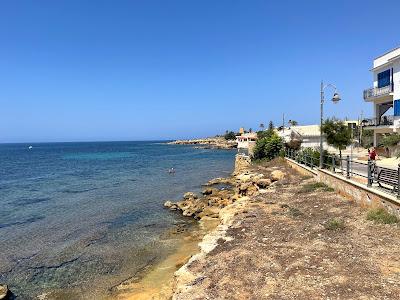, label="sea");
[0,141,236,299]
